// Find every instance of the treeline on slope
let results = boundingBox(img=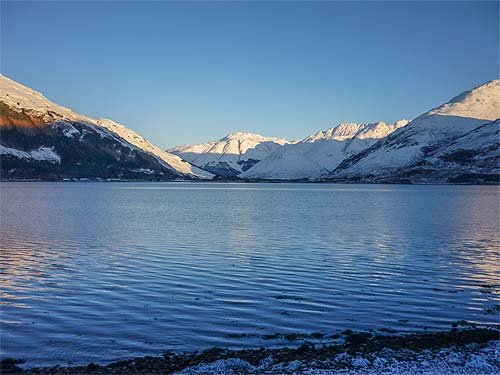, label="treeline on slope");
[0,118,179,181]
